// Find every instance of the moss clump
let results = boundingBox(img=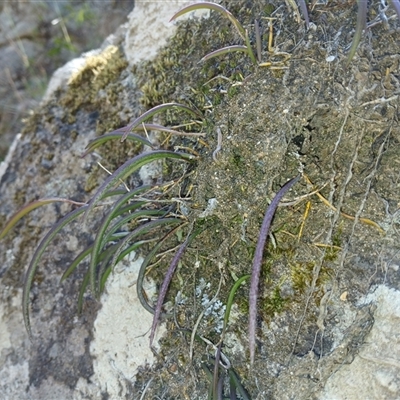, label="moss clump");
[262,285,287,316]
[290,260,332,297]
[61,46,128,115]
